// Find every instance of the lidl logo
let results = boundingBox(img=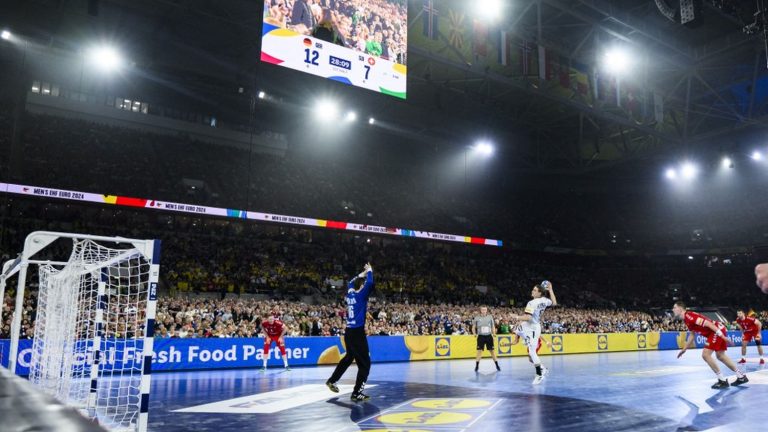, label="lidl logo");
[637,334,647,349]
[497,336,512,355]
[435,337,451,357]
[377,412,472,426]
[550,335,563,352]
[597,334,608,351]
